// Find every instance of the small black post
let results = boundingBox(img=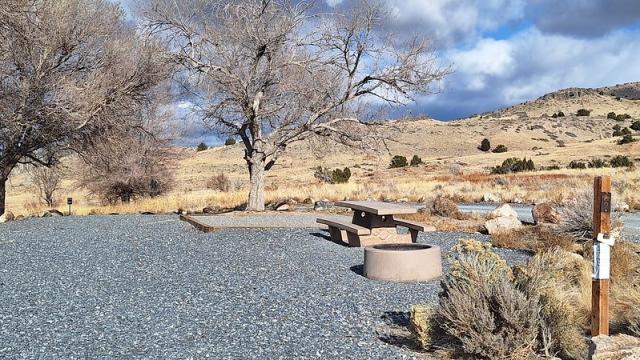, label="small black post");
[67,197,73,216]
